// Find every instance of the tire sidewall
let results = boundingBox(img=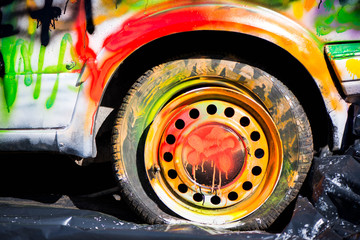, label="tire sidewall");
[113,58,312,229]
